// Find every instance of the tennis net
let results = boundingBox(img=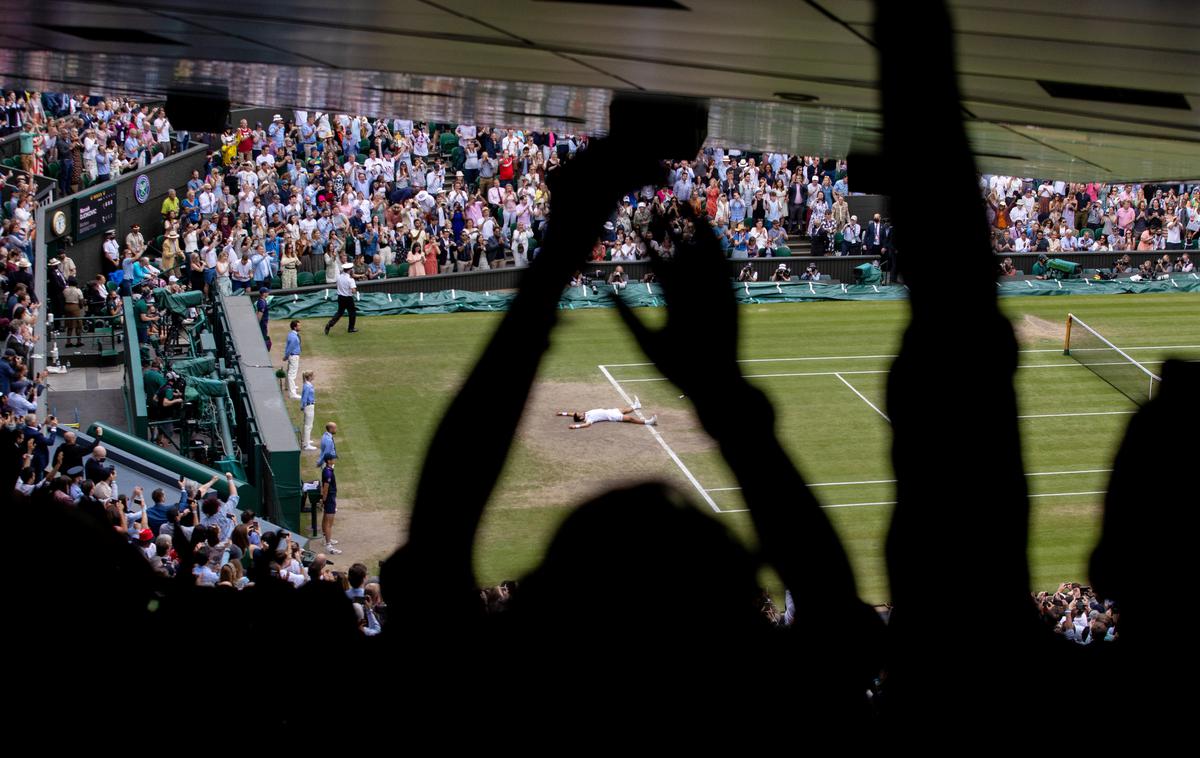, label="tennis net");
[1064,313,1161,405]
